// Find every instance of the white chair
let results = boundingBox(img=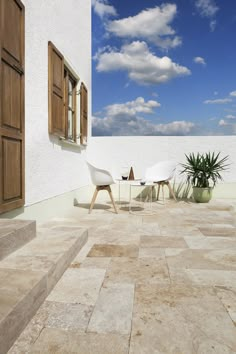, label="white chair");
[145,161,177,203]
[87,162,118,214]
